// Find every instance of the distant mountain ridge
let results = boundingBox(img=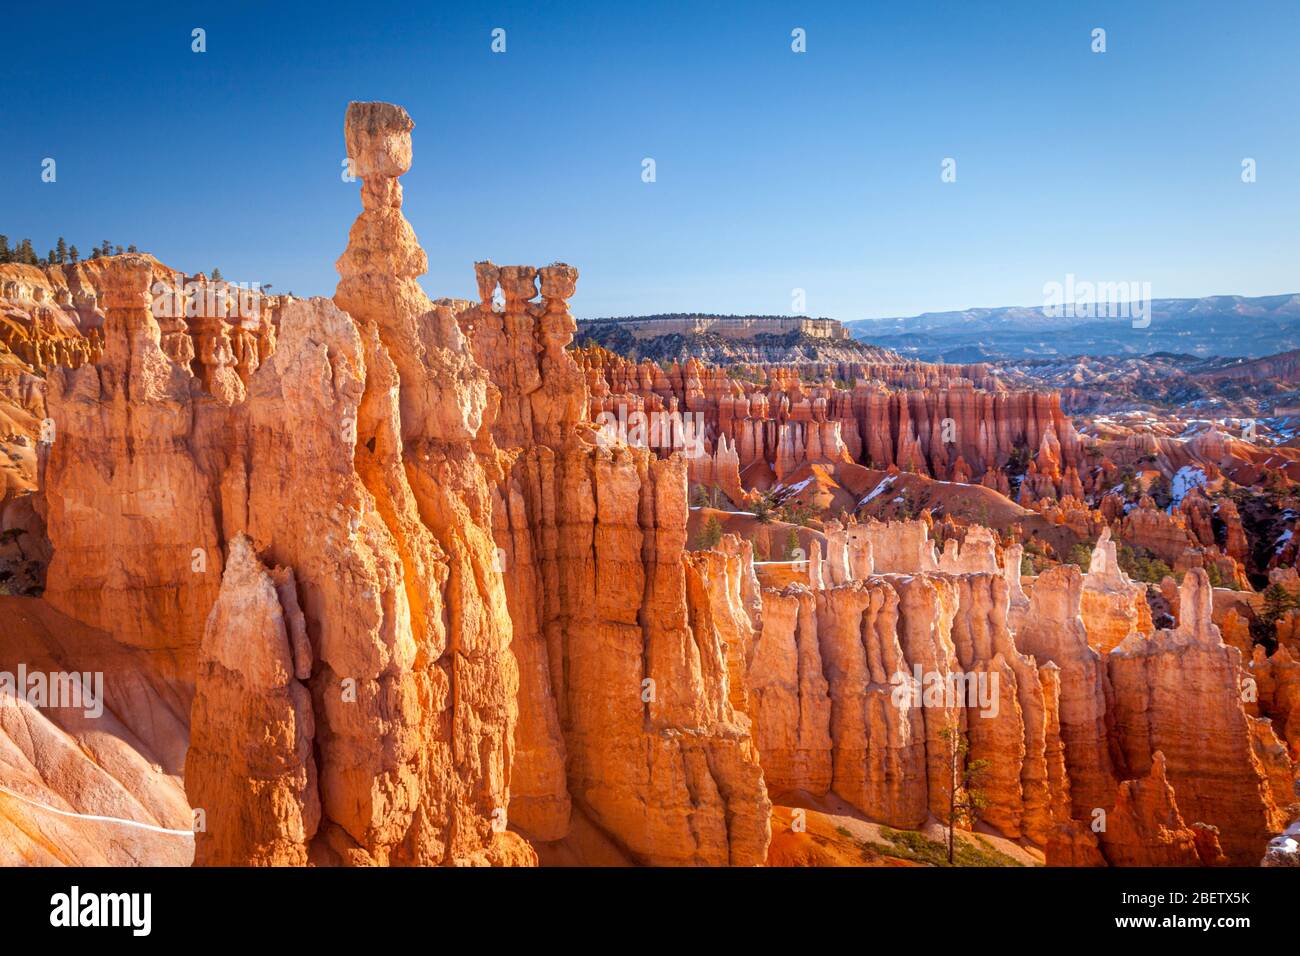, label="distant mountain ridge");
[846,293,1300,361]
